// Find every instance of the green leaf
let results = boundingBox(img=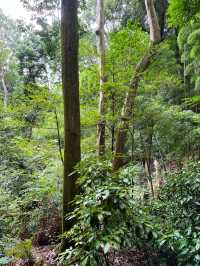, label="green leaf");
[0,257,12,265]
[80,256,89,266]
[89,256,97,266]
[103,243,111,254]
